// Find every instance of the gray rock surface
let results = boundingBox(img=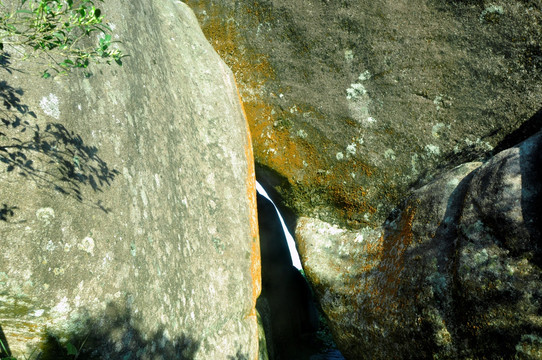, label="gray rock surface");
[0,1,261,359]
[186,0,542,228]
[296,131,542,359]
